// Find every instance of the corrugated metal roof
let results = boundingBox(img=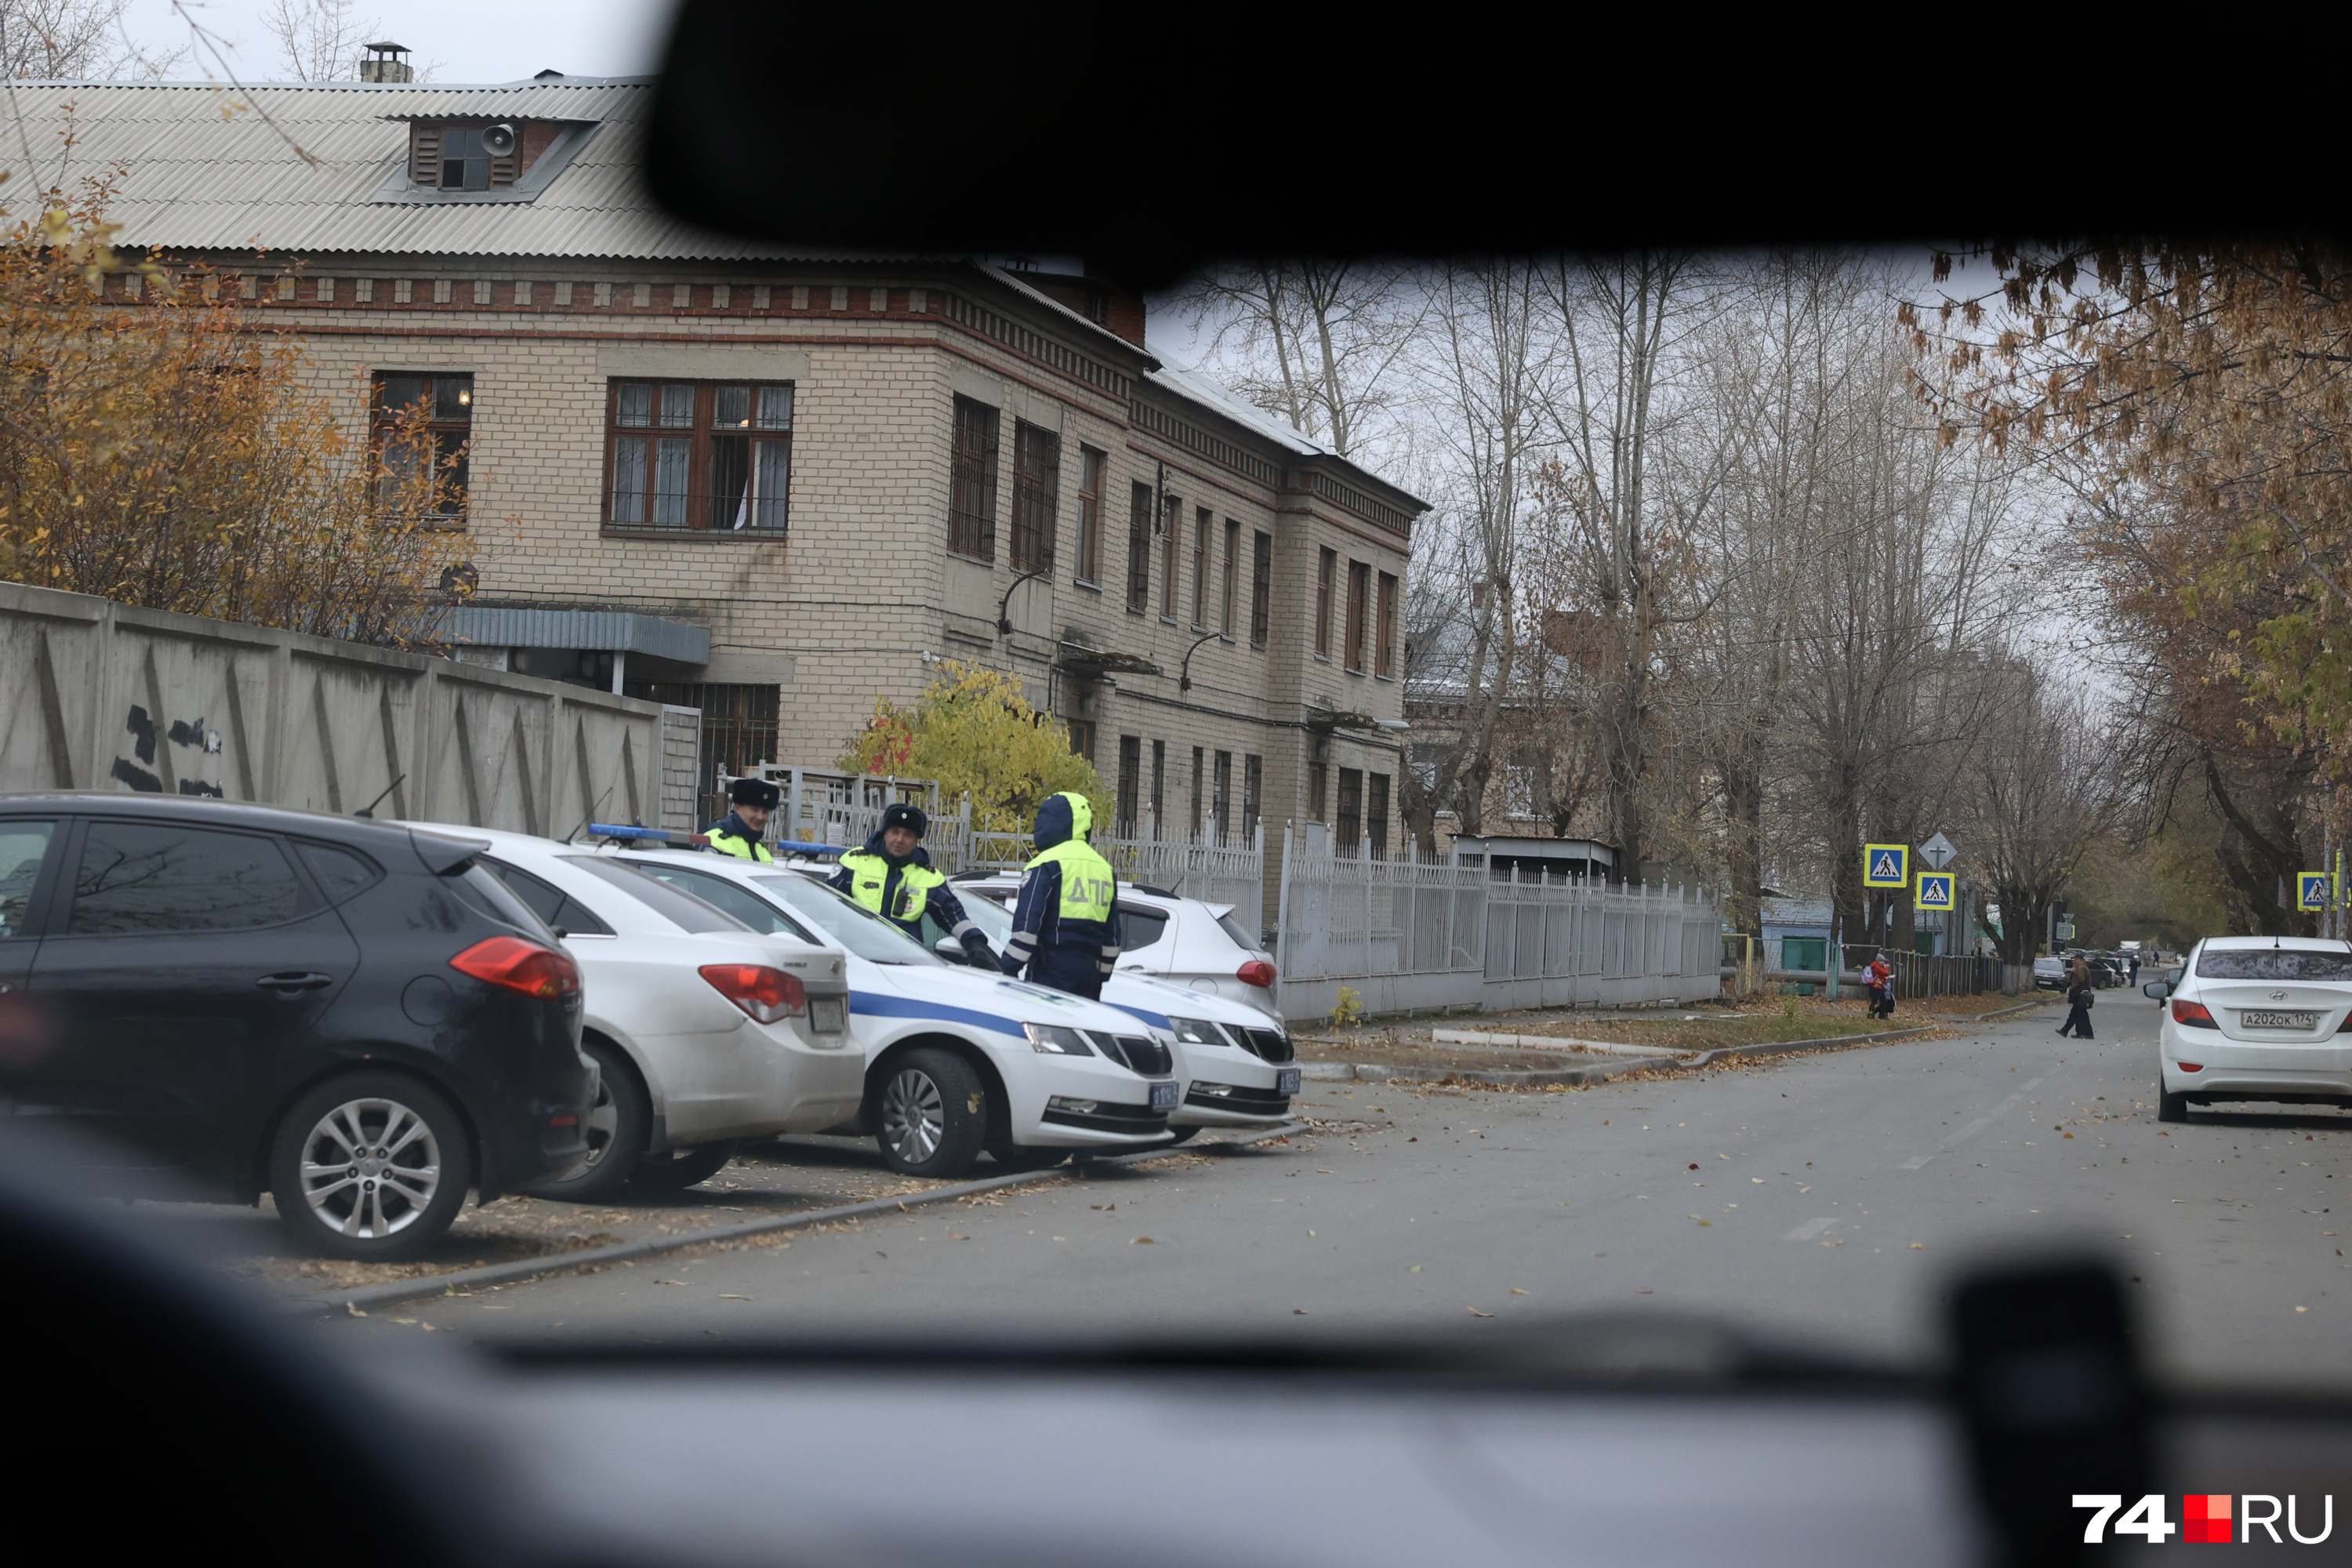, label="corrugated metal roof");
[442,605,710,662]
[1,78,891,260]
